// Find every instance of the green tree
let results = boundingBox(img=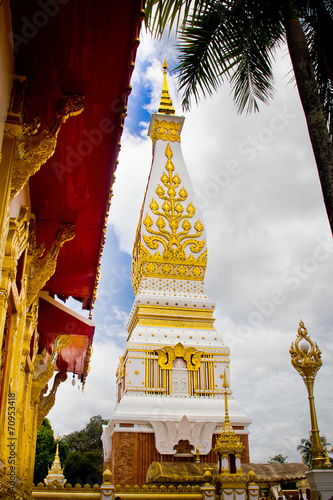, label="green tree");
[34,419,55,485]
[62,415,108,486]
[145,0,333,234]
[268,454,288,463]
